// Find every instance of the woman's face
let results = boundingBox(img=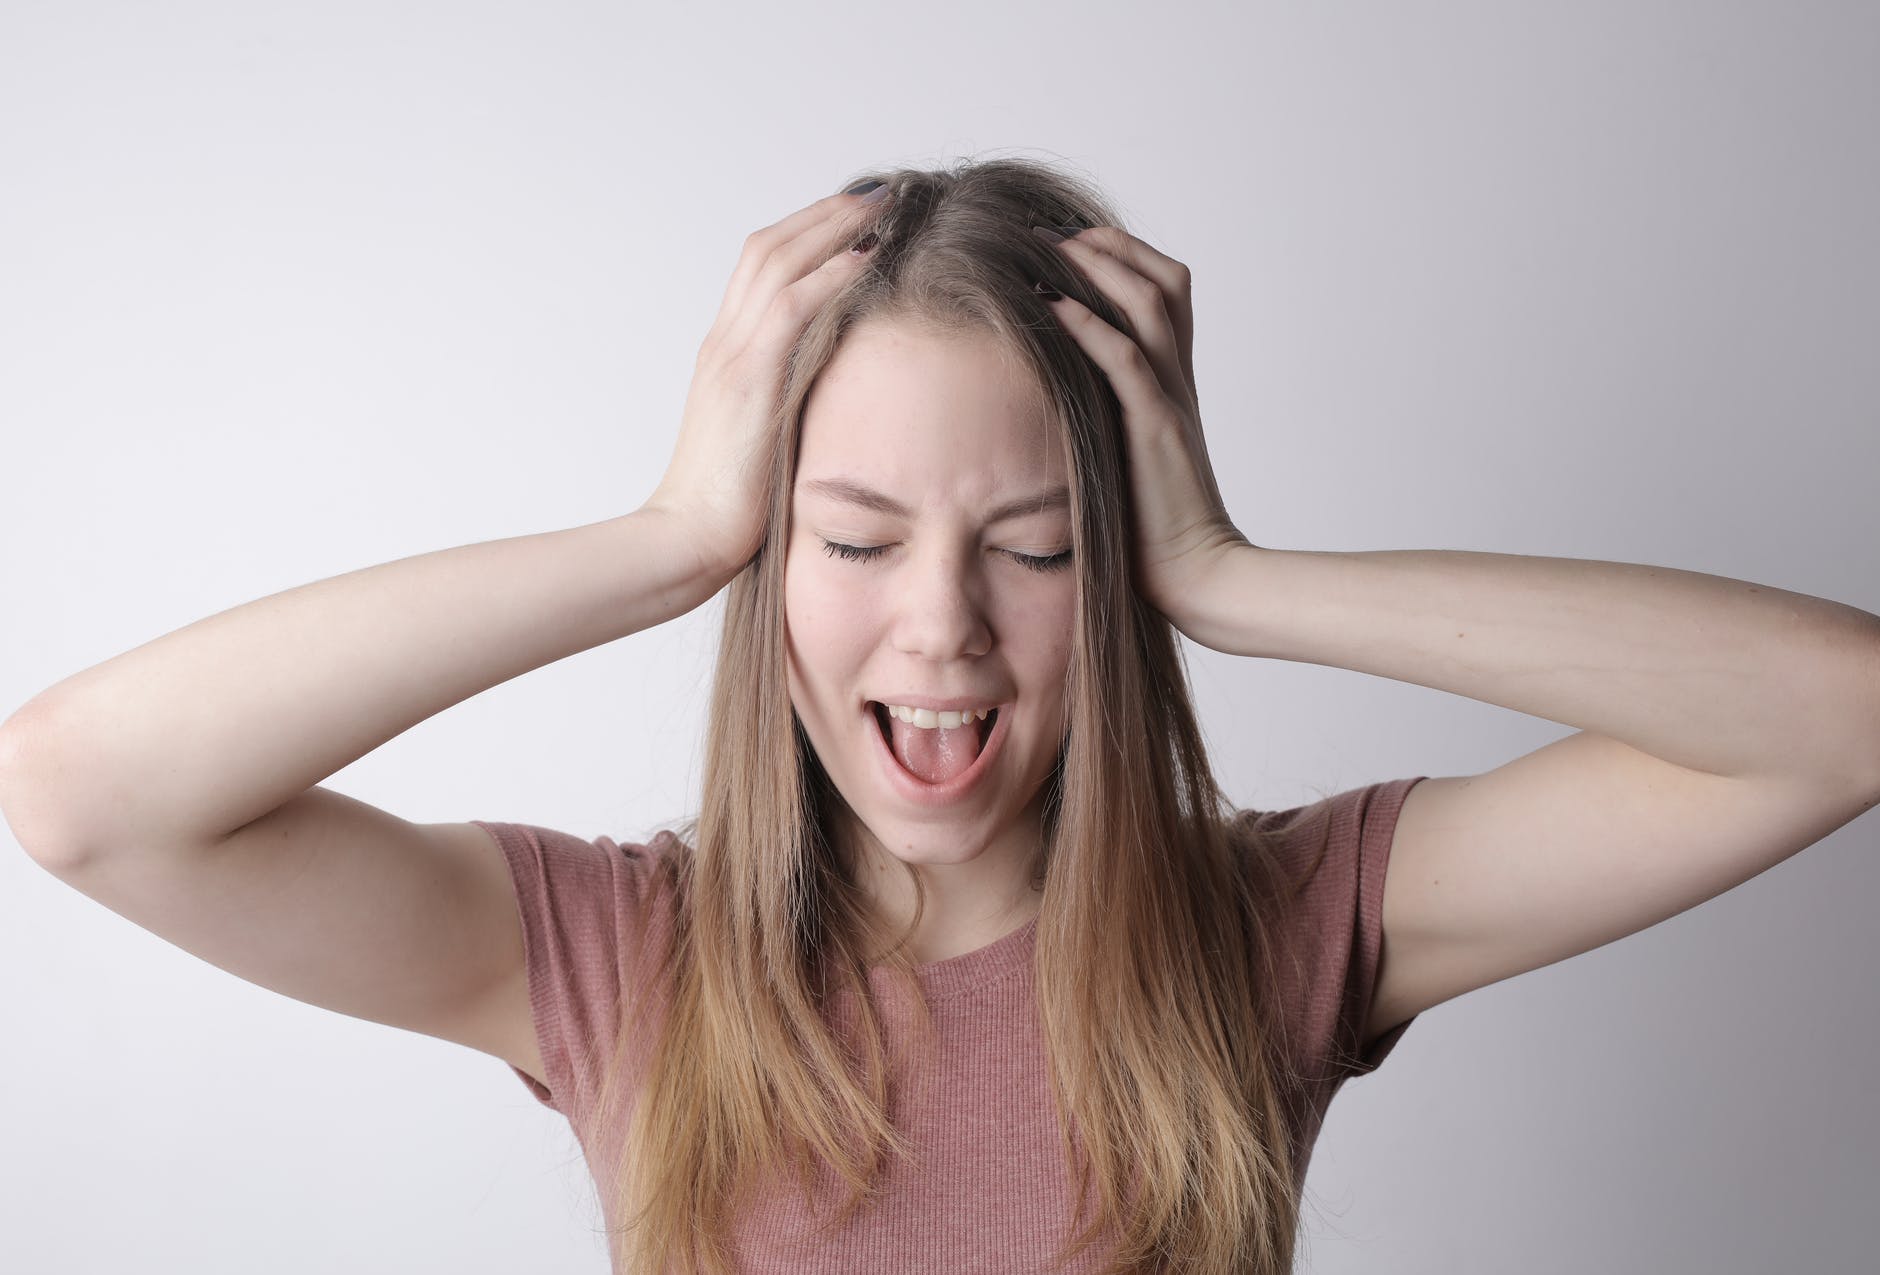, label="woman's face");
[784,318,1076,878]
